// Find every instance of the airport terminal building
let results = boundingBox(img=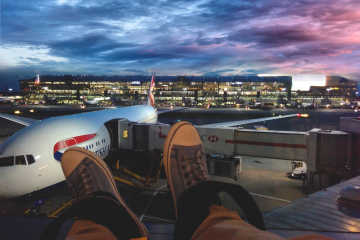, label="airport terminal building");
[19,75,292,107]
